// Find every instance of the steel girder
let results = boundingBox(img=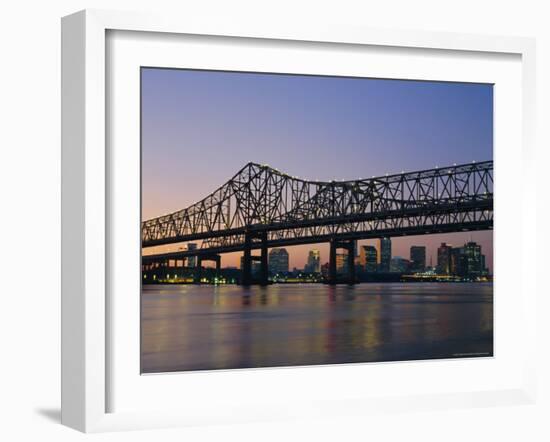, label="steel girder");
[142,161,493,253]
